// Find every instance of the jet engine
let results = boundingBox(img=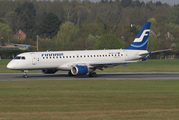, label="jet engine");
[71,65,88,75]
[42,69,58,74]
